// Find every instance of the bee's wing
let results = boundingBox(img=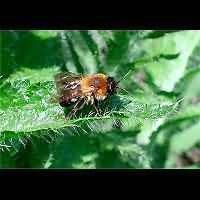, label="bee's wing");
[54,72,82,97]
[54,72,80,82]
